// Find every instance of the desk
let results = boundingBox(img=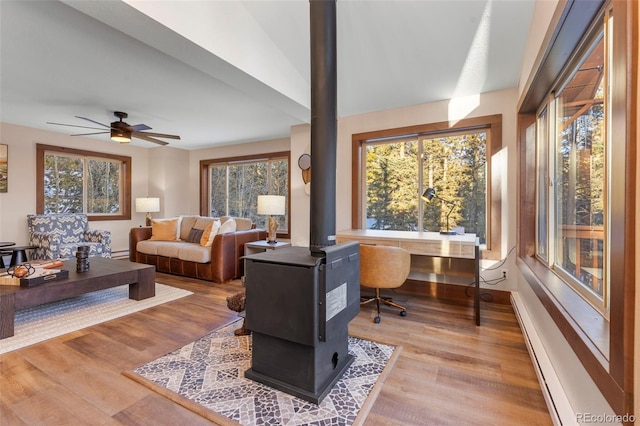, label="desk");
[336,229,481,325]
